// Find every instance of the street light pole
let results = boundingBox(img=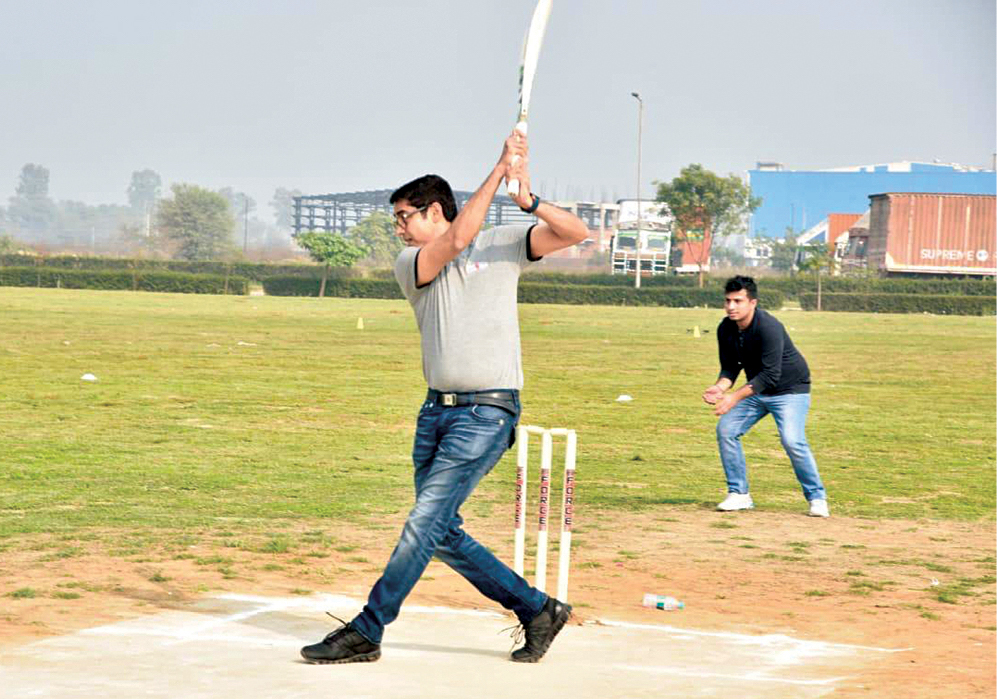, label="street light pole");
[631,92,643,289]
[243,198,249,253]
